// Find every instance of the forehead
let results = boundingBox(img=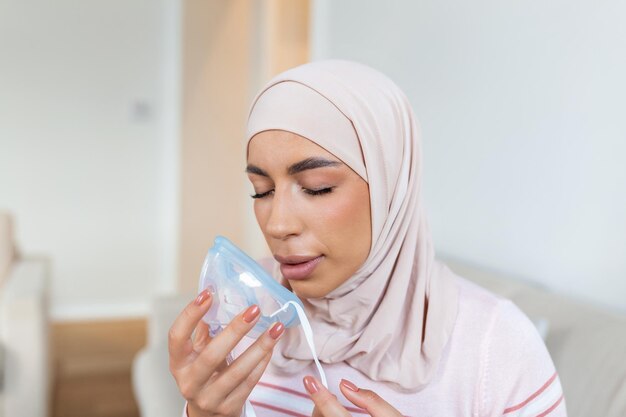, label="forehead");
[247,130,339,164]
